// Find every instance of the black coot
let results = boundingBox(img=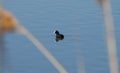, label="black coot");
[54,30,64,42]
